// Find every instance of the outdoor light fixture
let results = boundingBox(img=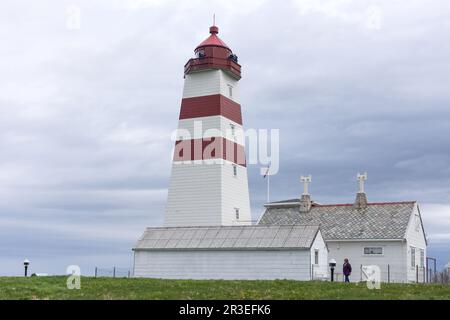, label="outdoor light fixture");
[23,259,30,277]
[329,259,337,282]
